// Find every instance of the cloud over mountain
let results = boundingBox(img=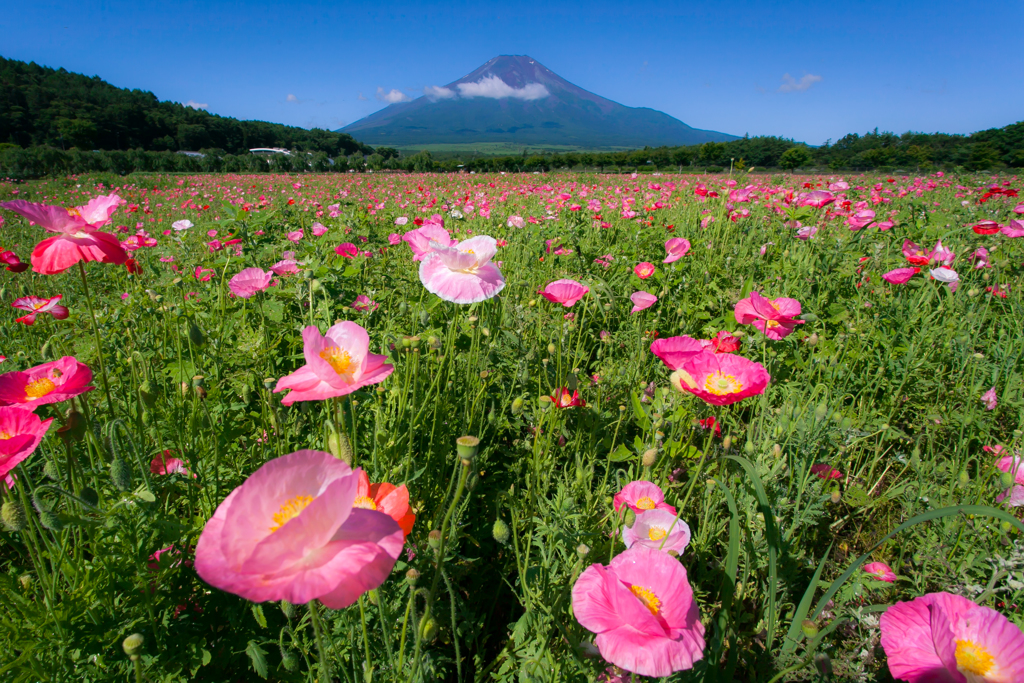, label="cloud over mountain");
[376,87,411,103]
[456,75,549,100]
